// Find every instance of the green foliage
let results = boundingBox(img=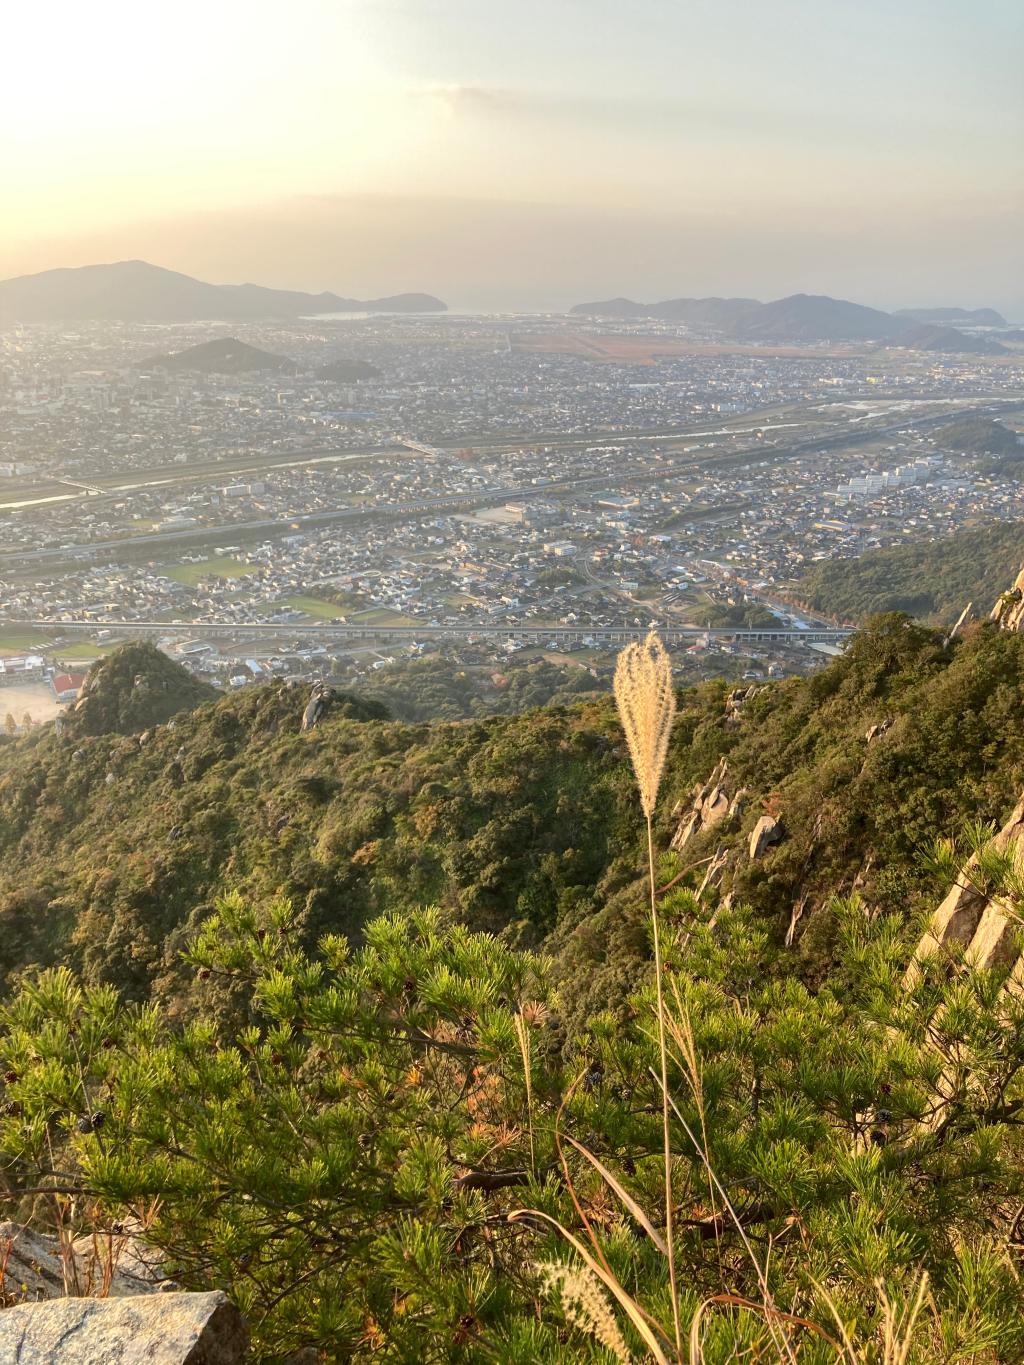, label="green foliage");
[796,521,1024,623]
[2,889,1023,1360]
[937,416,1024,467]
[8,621,1024,1031]
[359,655,607,722]
[62,641,218,737]
[0,902,561,1360]
[691,599,779,630]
